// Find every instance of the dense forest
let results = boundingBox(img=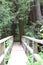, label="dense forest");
[0,0,43,65]
[0,0,43,40]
